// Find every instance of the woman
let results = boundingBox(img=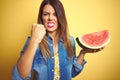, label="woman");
[12,0,102,80]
